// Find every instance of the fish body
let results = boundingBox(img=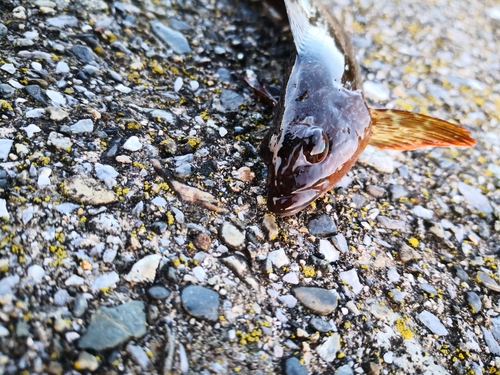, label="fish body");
[259,0,475,216]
